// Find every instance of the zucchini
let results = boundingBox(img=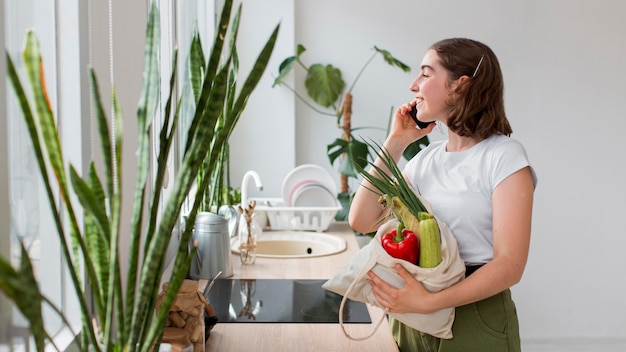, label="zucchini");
[417,212,442,268]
